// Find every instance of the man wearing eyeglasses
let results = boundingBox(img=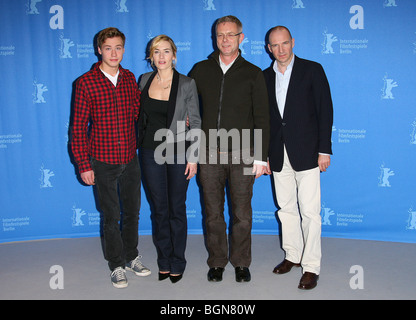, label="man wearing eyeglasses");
[190,15,269,283]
